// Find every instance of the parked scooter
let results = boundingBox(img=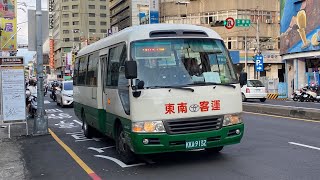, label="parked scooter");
[305,88,317,102]
[291,90,302,101]
[299,87,309,102]
[26,89,37,118]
